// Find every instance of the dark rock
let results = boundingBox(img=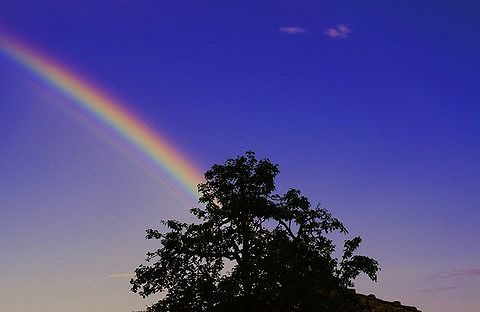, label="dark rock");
[357,293,421,312]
